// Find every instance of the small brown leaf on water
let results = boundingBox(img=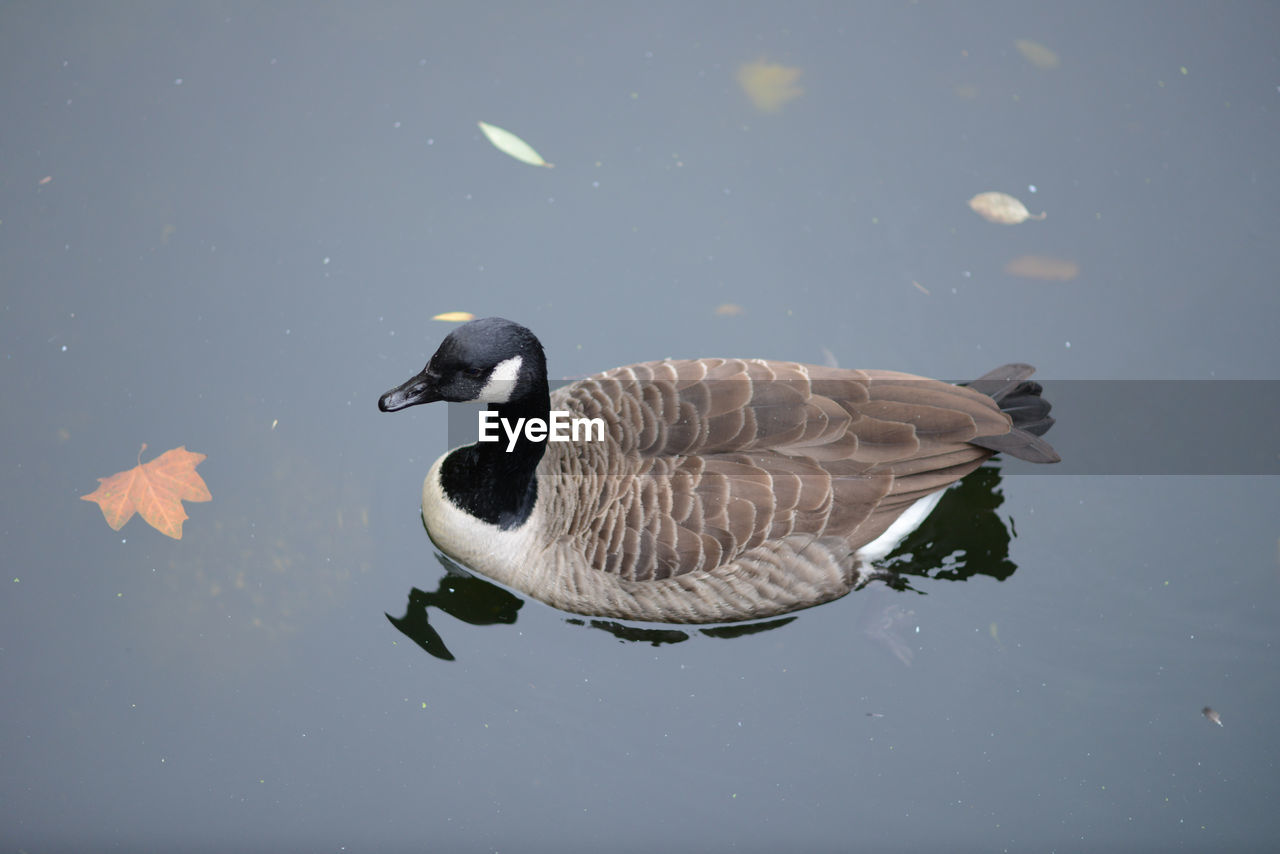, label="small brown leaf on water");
[714,303,745,317]
[736,60,804,113]
[82,444,211,539]
[1015,39,1061,70]
[1004,254,1079,281]
[969,191,1046,225]
[1202,706,1223,726]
